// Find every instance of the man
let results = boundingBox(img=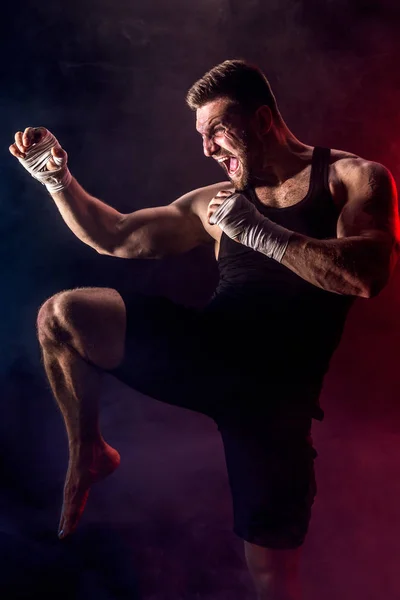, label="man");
[9,60,399,600]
